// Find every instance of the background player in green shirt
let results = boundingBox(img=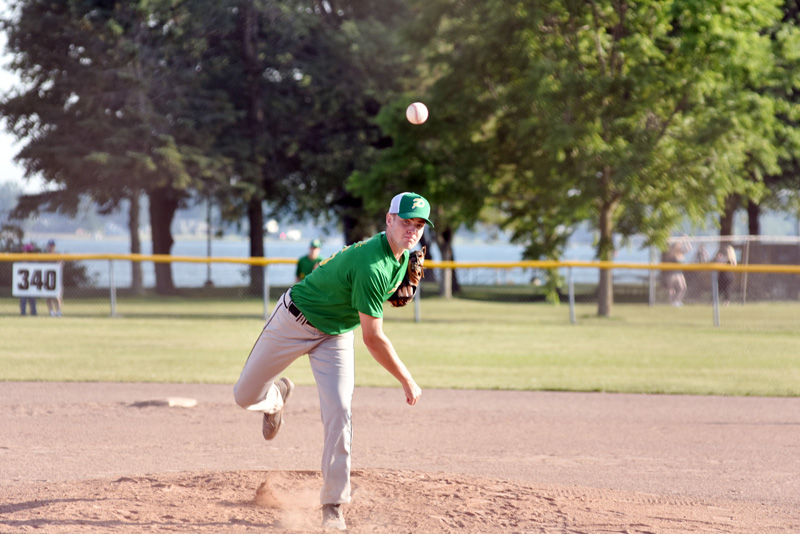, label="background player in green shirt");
[295,238,322,282]
[233,192,433,531]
